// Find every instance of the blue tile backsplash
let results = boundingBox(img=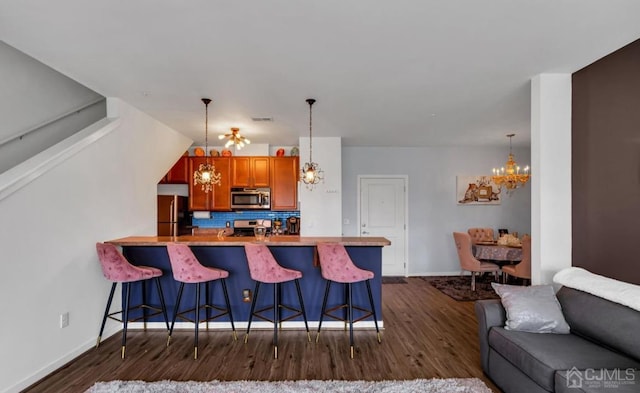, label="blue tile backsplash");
[192,211,299,229]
